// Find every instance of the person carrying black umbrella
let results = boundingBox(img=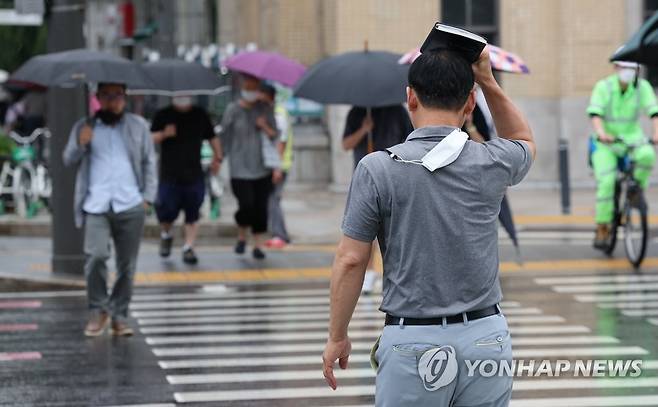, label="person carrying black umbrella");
[342,105,413,293]
[151,95,221,265]
[63,82,157,337]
